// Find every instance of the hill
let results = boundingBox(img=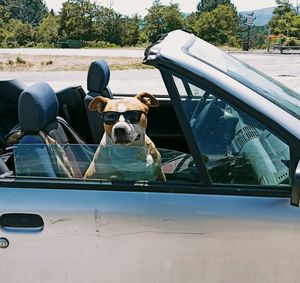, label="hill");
[239,7,275,26]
